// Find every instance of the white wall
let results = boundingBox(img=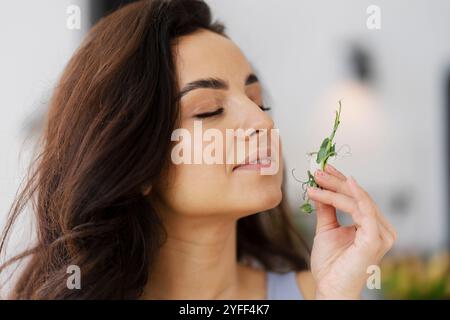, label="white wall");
[206,0,450,252]
[0,0,90,264]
